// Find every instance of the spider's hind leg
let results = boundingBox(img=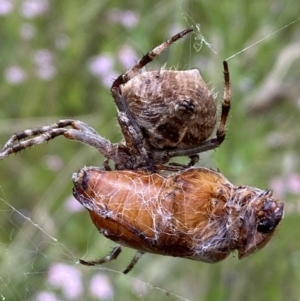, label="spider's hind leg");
[162,61,232,159]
